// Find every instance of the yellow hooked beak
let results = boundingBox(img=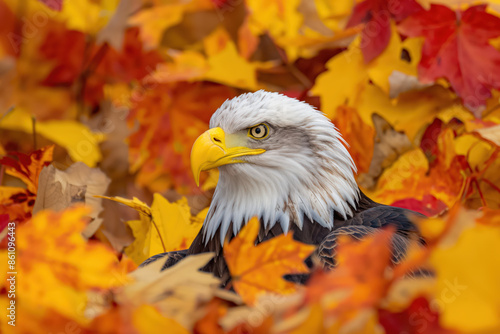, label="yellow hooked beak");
[191,127,265,186]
